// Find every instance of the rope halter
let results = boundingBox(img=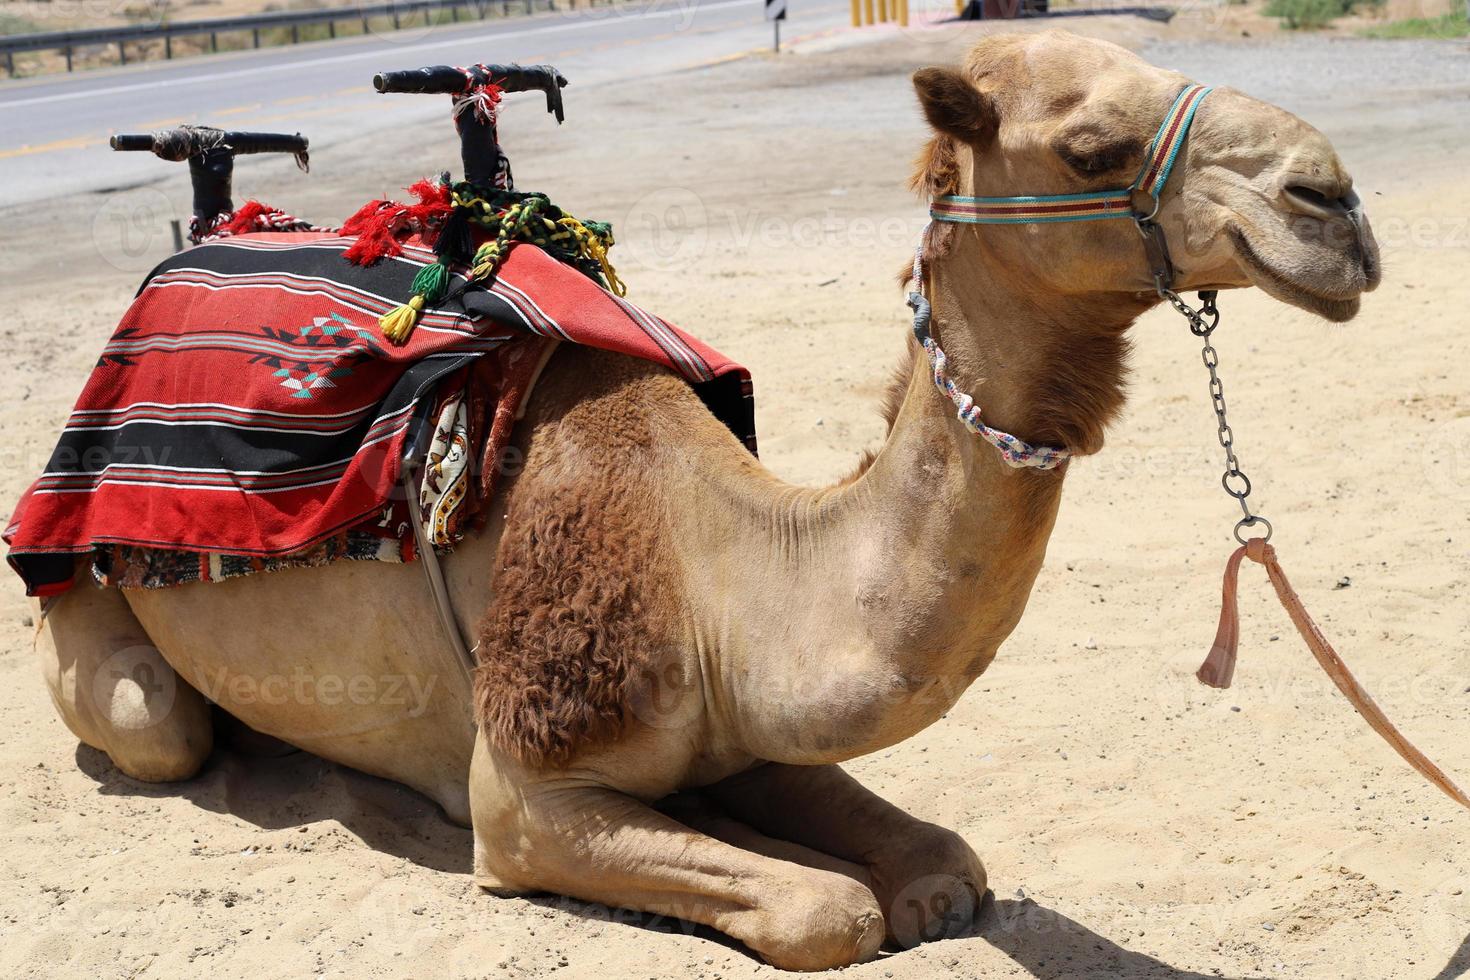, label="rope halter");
[911,83,1213,471]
